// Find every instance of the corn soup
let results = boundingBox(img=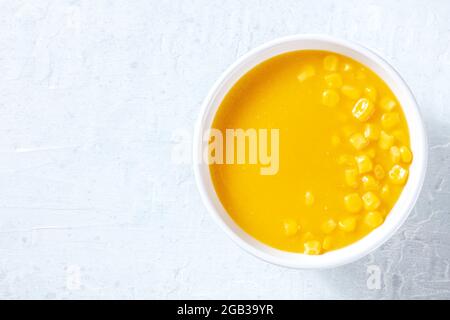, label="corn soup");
[209,51,412,255]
